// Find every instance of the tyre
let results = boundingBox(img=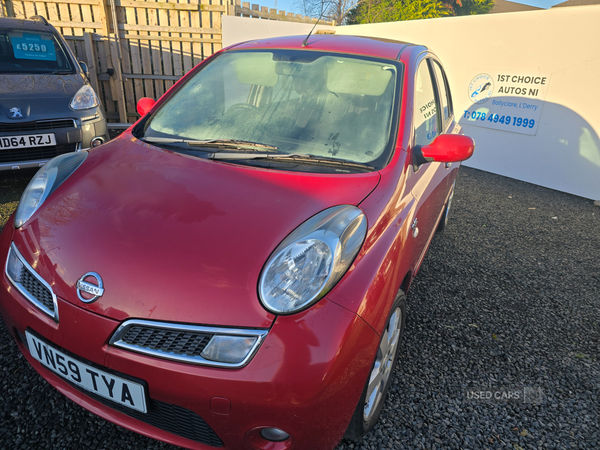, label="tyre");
[436,181,455,233]
[344,290,407,441]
